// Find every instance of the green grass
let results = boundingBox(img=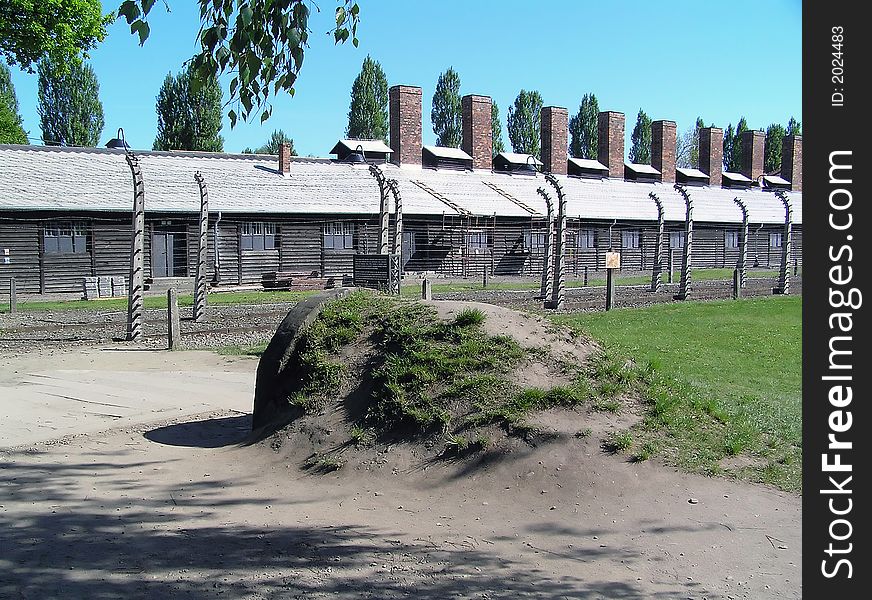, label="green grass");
[551,295,801,492]
[398,268,781,297]
[0,289,318,313]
